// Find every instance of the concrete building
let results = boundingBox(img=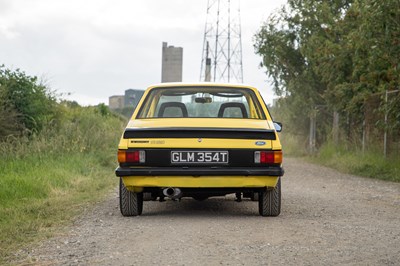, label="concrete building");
[161,42,183,82]
[108,89,144,110]
[109,95,125,109]
[124,89,144,108]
